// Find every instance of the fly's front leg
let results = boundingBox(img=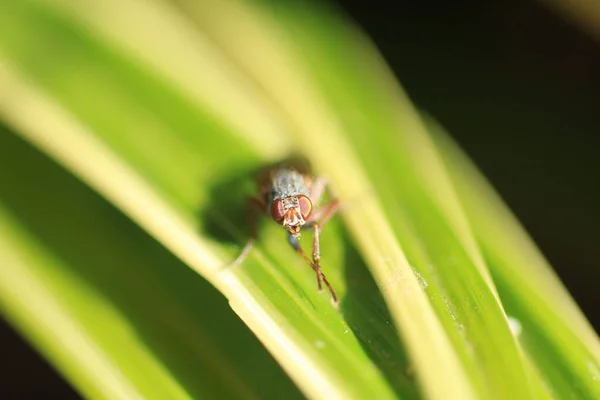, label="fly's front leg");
[308,175,340,231]
[290,236,338,306]
[227,196,265,269]
[312,222,321,266]
[311,221,338,305]
[288,234,323,291]
[309,198,341,305]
